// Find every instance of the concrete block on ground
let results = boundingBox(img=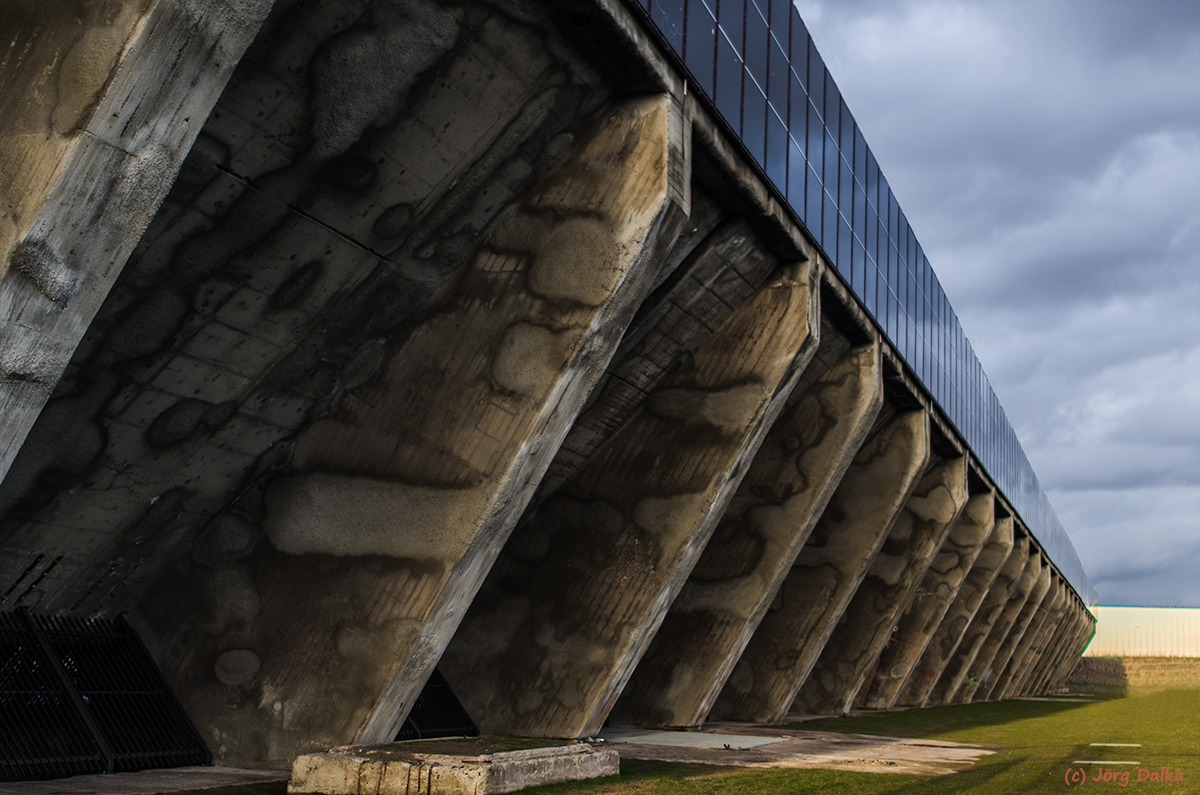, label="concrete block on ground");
[289,741,618,795]
[709,409,932,723]
[608,340,883,729]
